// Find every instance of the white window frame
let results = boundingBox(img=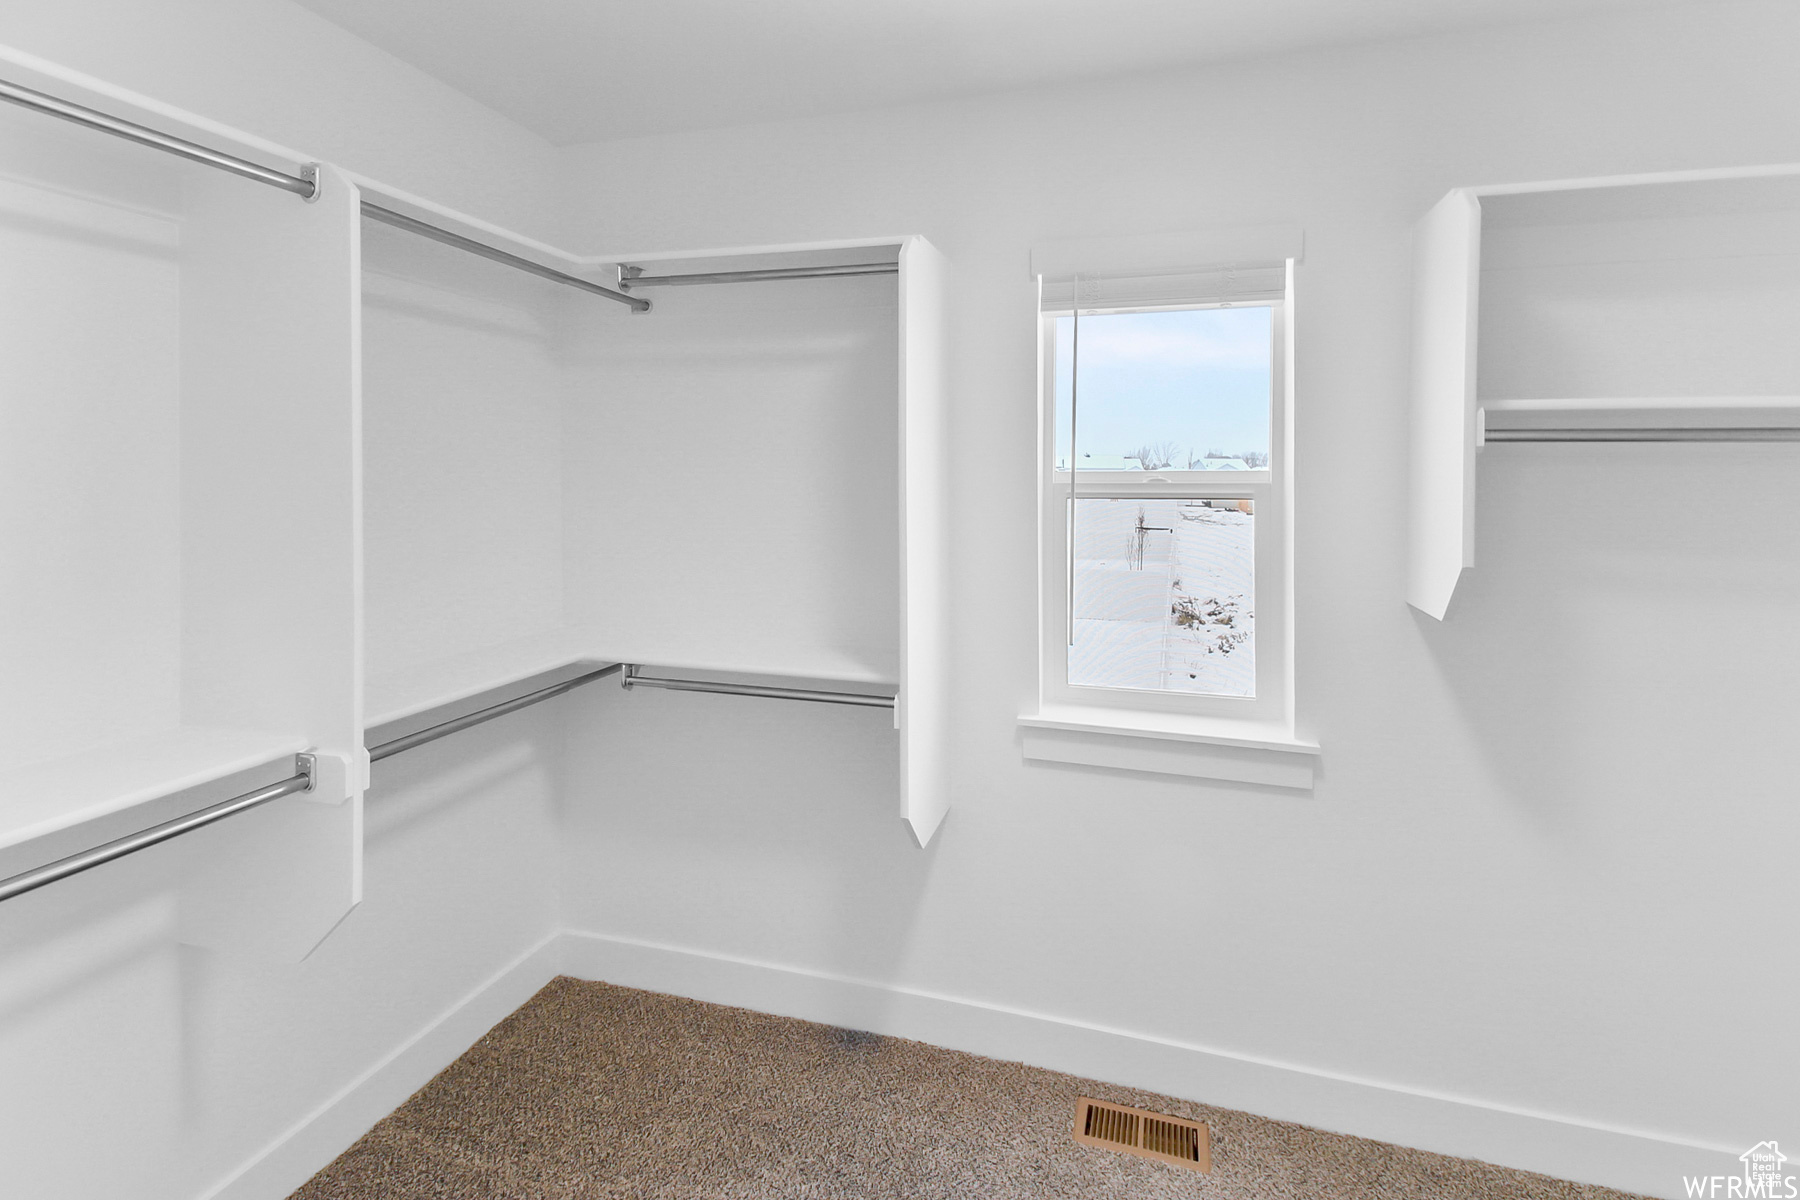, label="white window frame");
[1024,260,1315,784]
